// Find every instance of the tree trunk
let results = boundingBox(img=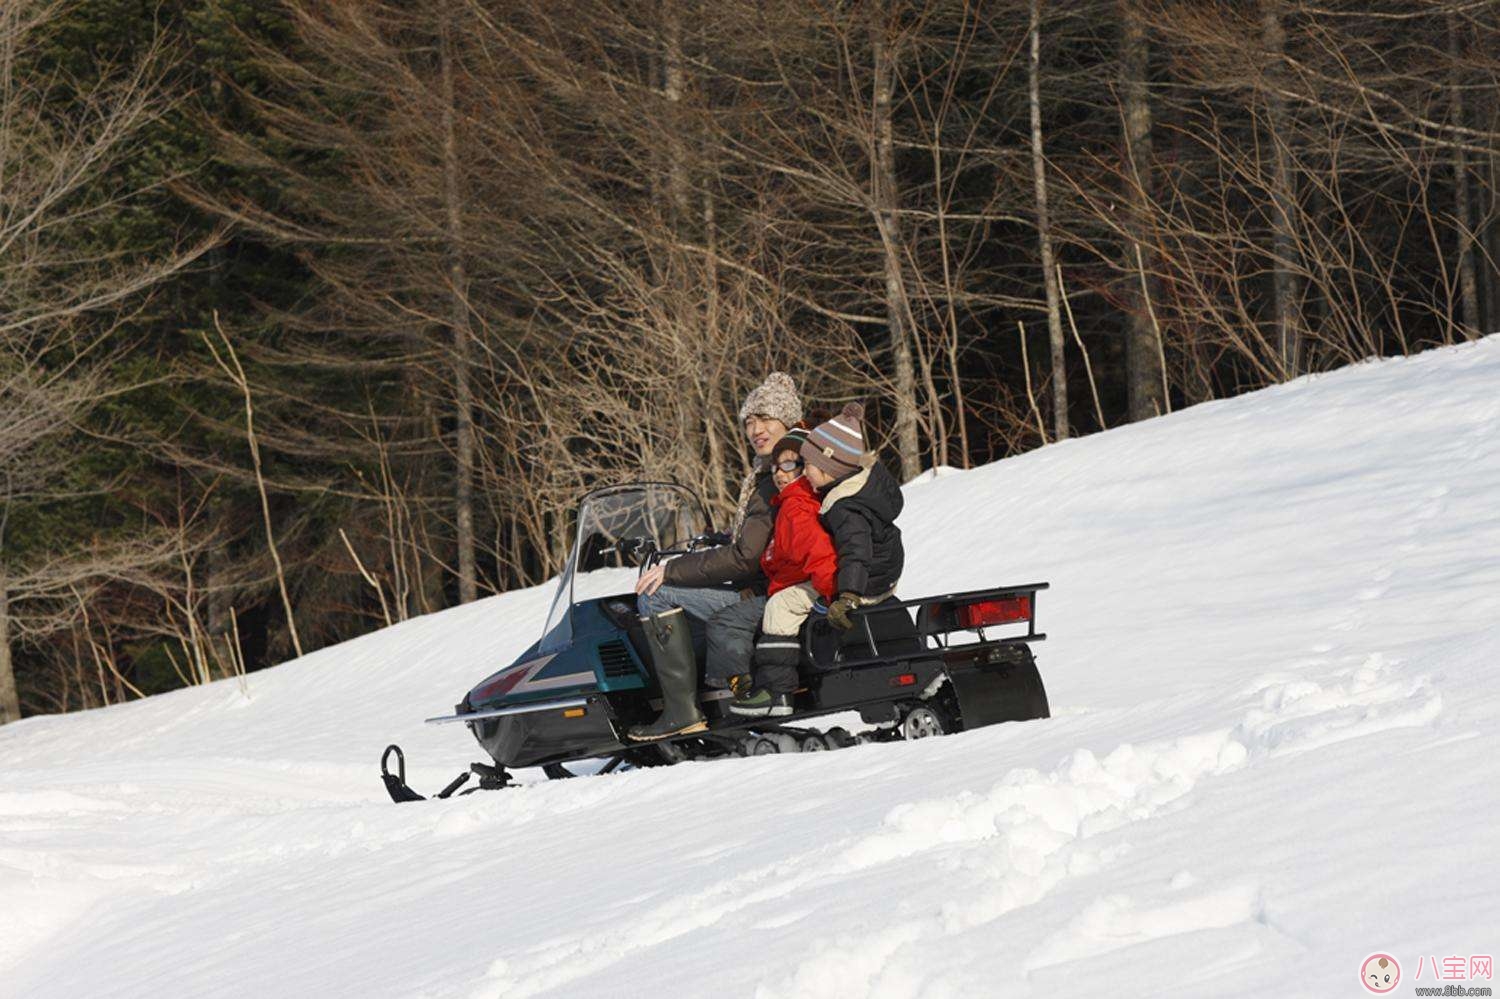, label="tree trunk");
[1484,134,1499,334]
[1484,100,1499,334]
[204,495,232,659]
[204,83,233,646]
[870,3,923,480]
[1120,0,1165,422]
[0,579,18,725]
[701,184,734,519]
[1485,192,1499,335]
[410,383,443,617]
[1262,0,1302,377]
[1029,0,1068,441]
[440,0,477,605]
[662,4,692,232]
[1450,12,1481,340]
